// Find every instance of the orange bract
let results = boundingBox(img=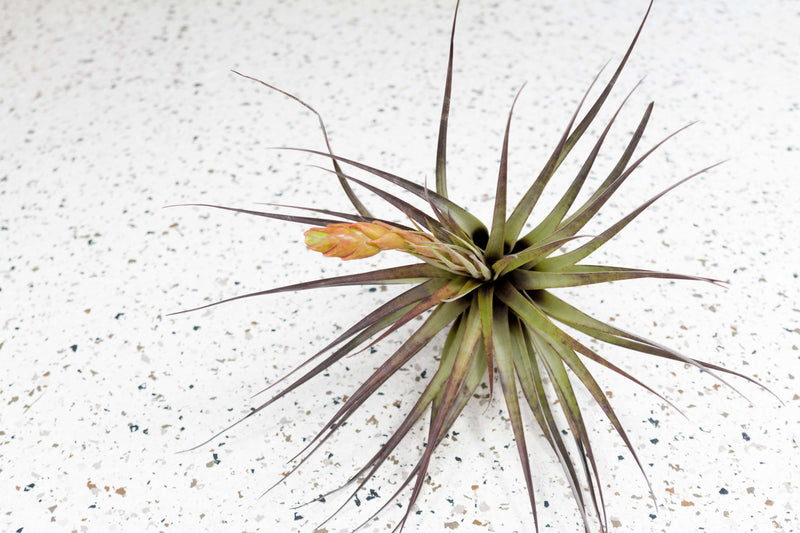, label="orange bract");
[305,221,434,261]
